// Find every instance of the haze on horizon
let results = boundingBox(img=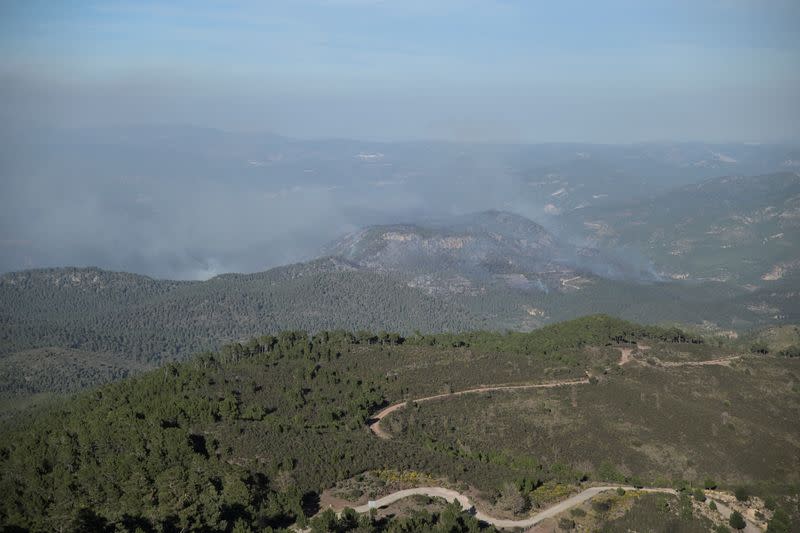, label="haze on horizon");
[0,0,799,280]
[1,0,799,143]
